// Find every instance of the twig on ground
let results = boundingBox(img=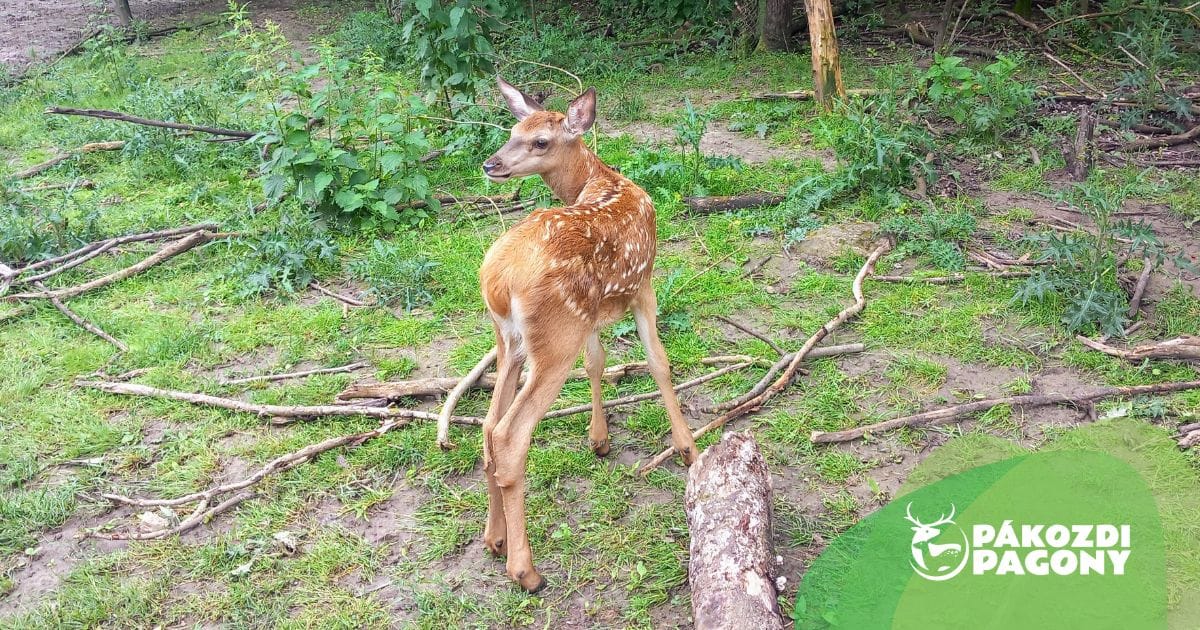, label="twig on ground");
[94,414,422,539]
[12,223,218,277]
[9,141,125,180]
[220,362,369,386]
[544,361,755,420]
[336,355,766,401]
[810,379,1200,443]
[715,315,784,356]
[640,240,892,475]
[38,281,128,352]
[437,347,498,450]
[702,343,867,414]
[5,231,212,301]
[1076,335,1200,362]
[1127,256,1153,318]
[309,282,367,307]
[872,270,1031,284]
[46,107,255,140]
[74,380,484,425]
[16,179,95,193]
